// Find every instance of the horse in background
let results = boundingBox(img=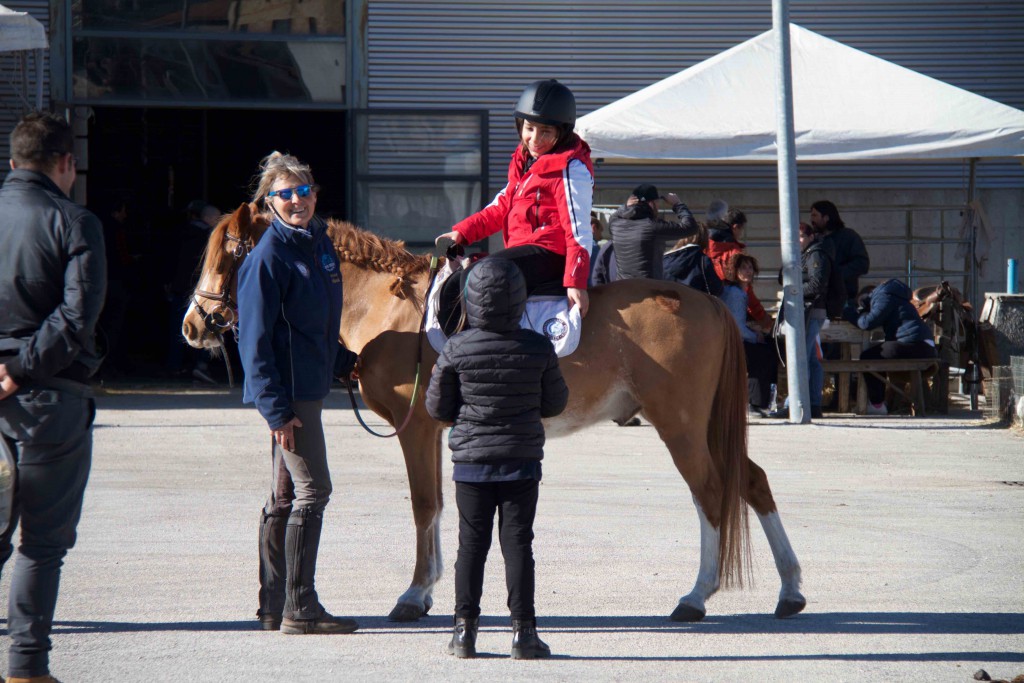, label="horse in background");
[183,203,806,623]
